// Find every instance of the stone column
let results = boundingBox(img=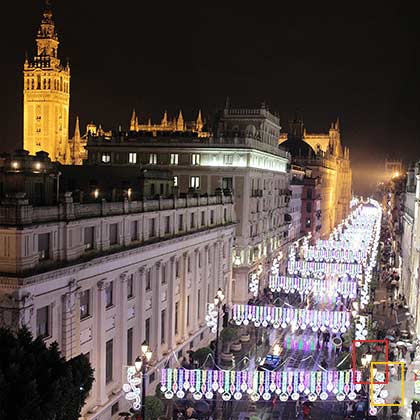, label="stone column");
[153,261,162,360]
[61,279,80,359]
[191,248,199,332]
[119,272,128,372]
[181,252,189,340]
[137,266,146,346]
[167,256,176,349]
[203,245,209,326]
[95,279,108,406]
